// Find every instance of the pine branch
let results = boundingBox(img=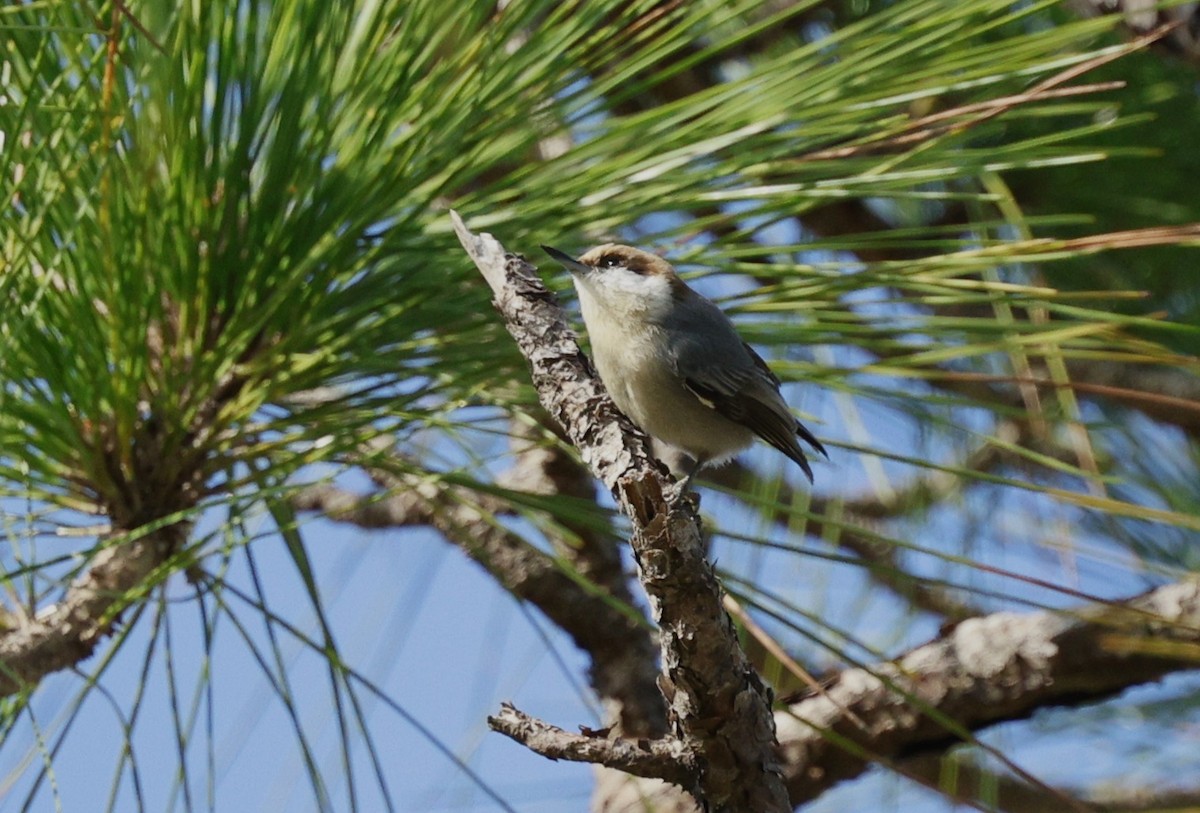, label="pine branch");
[777,579,1200,803]
[450,210,791,812]
[0,526,180,696]
[610,579,1200,809]
[496,419,668,736]
[488,703,695,786]
[1067,1,1200,62]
